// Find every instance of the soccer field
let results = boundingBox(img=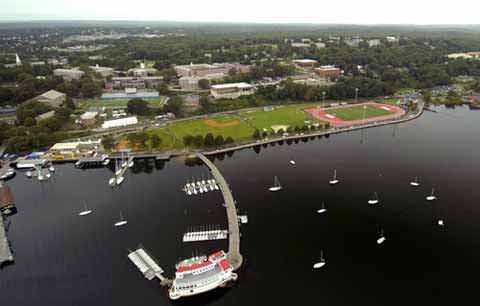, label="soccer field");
[325,105,394,121]
[80,97,168,110]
